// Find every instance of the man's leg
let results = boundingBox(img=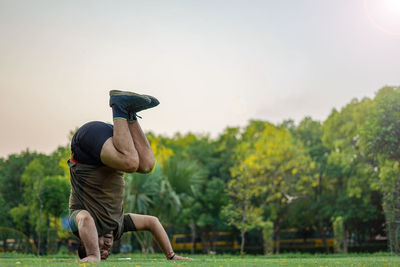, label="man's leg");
[128,121,155,173]
[126,93,158,173]
[100,90,157,173]
[100,119,140,173]
[75,211,101,262]
[128,213,192,260]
